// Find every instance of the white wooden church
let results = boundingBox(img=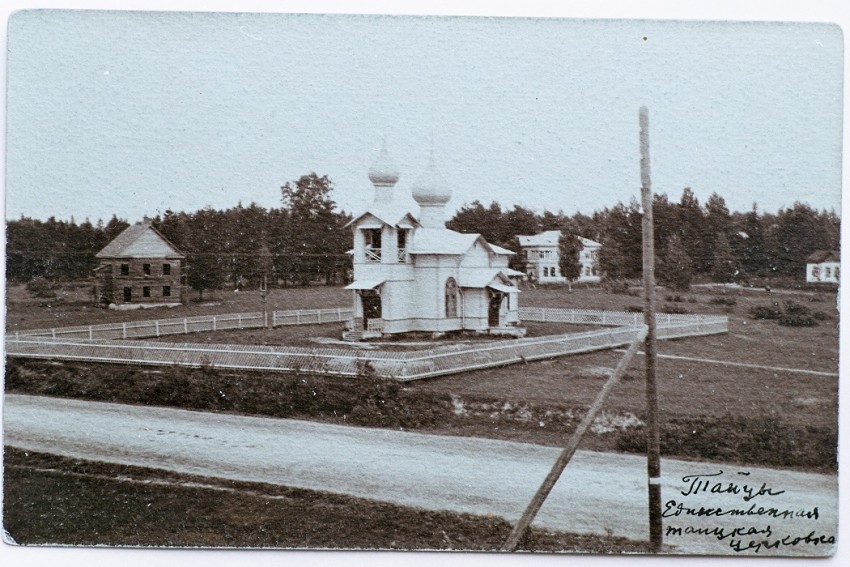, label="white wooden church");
[344,144,523,339]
